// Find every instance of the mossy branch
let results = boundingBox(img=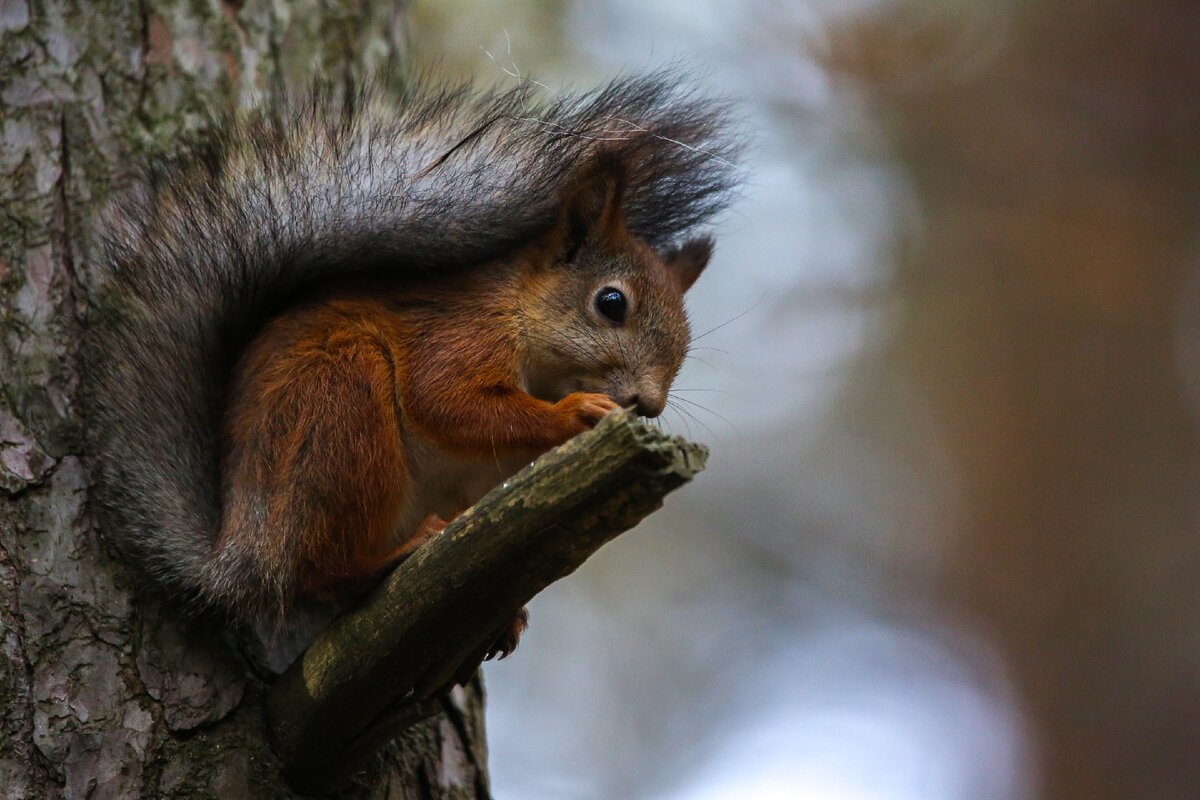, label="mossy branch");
[264,411,708,793]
